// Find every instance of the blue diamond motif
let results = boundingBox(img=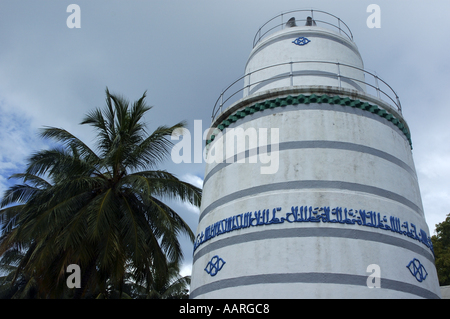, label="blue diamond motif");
[407,258,428,282]
[293,37,311,46]
[204,255,226,276]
